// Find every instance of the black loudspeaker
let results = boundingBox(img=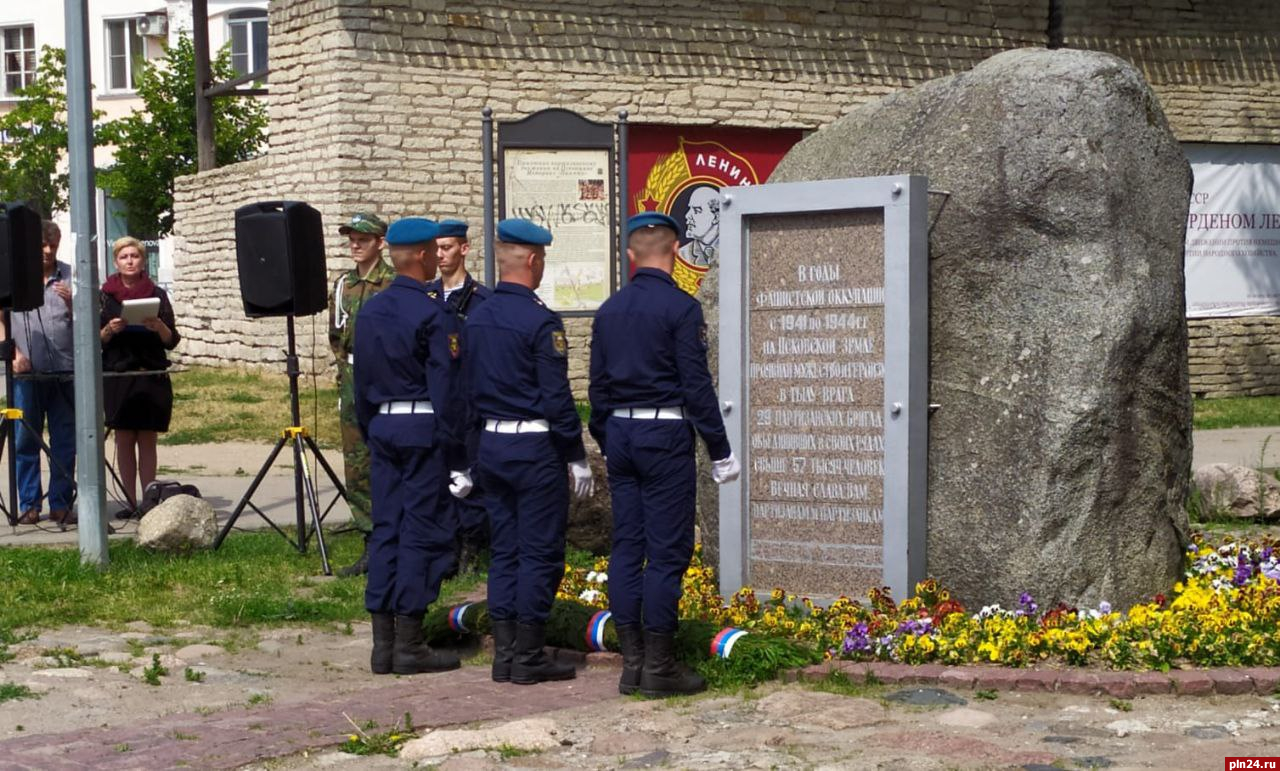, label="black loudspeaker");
[0,203,44,312]
[234,201,327,318]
